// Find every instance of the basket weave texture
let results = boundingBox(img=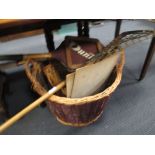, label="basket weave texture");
[24,50,125,127]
